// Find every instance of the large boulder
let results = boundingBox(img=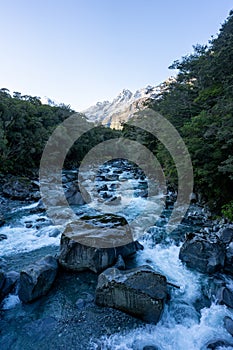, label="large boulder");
[58,215,143,273]
[0,270,19,302]
[18,255,58,303]
[95,265,168,324]
[179,233,225,274]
